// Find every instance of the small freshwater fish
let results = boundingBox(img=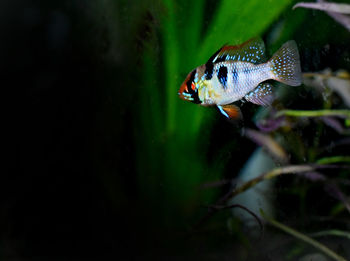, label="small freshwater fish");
[178,38,302,119]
